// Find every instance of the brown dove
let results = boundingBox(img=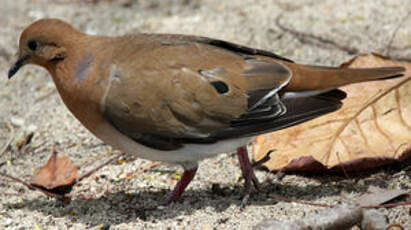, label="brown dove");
[8,18,405,208]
